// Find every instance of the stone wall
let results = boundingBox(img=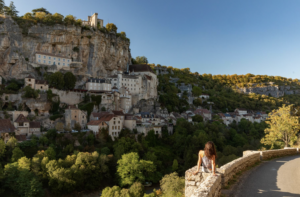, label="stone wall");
[185,148,299,197]
[51,88,84,105]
